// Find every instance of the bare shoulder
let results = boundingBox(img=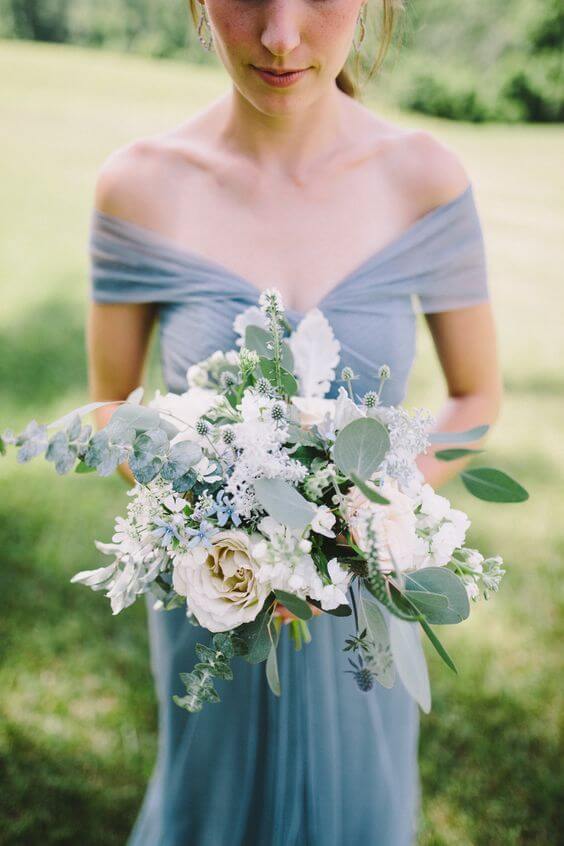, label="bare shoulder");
[386,127,472,208]
[93,135,167,221]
